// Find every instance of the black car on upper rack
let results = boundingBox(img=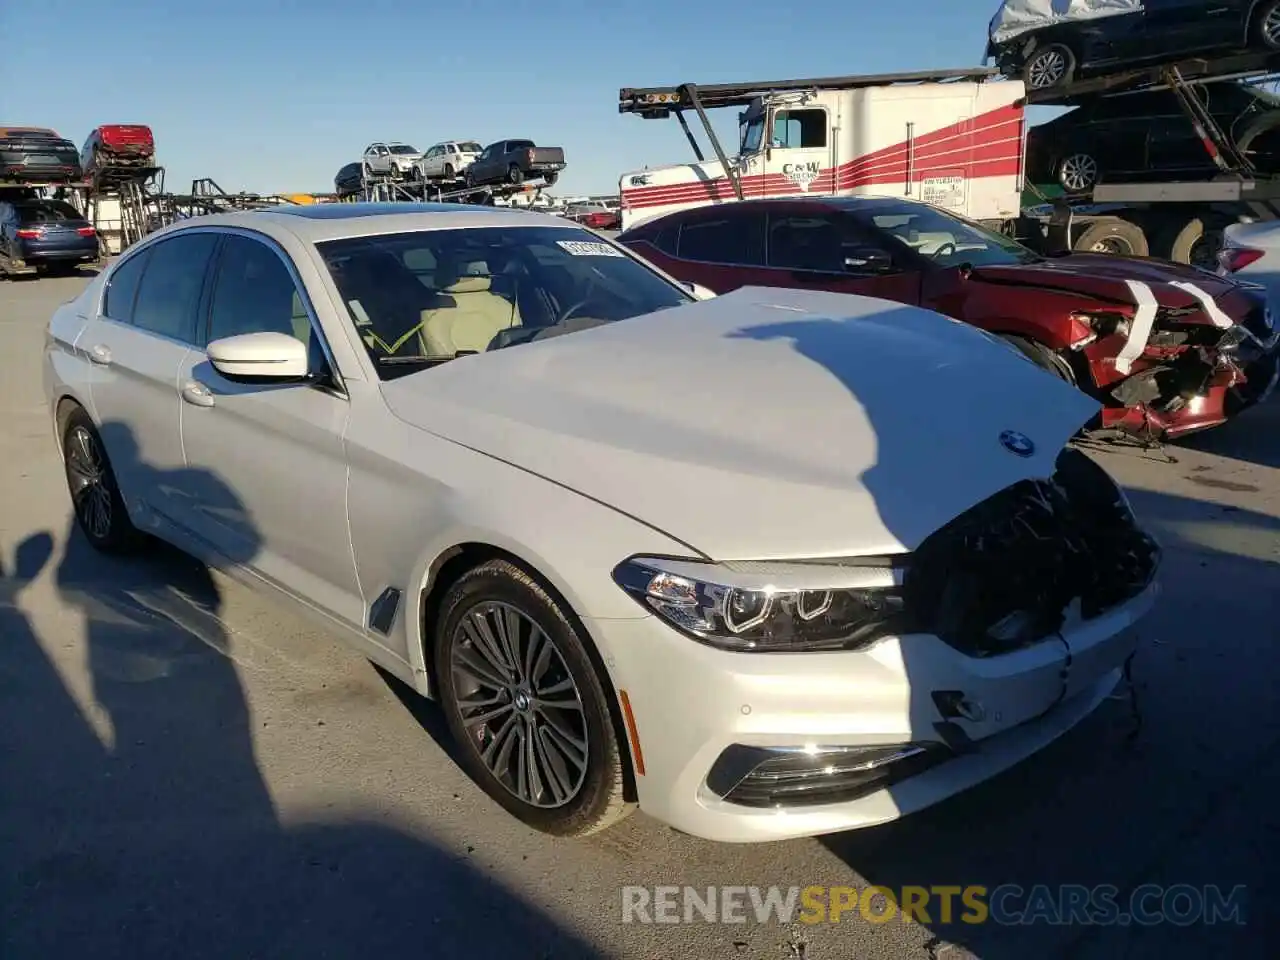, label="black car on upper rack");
[1026,81,1280,192]
[0,126,83,184]
[987,0,1280,93]
[334,161,364,198]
